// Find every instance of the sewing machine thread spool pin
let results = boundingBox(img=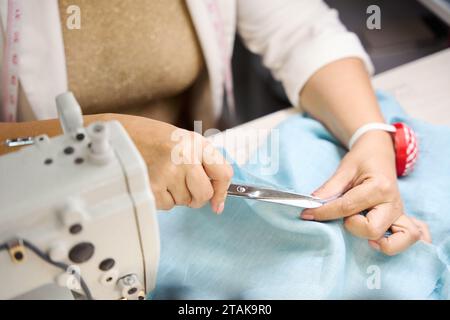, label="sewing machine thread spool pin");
[87,122,114,165]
